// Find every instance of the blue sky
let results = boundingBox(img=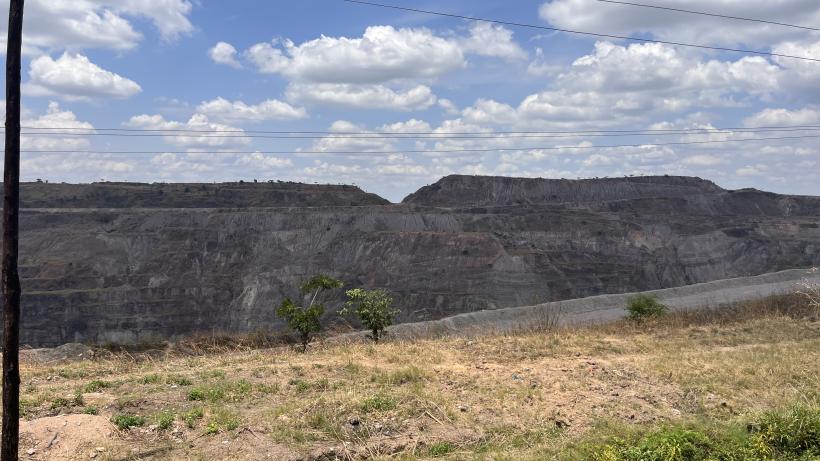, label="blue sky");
[2,0,820,201]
